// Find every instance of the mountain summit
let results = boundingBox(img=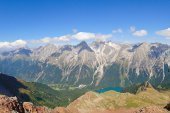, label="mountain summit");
[75,41,93,53]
